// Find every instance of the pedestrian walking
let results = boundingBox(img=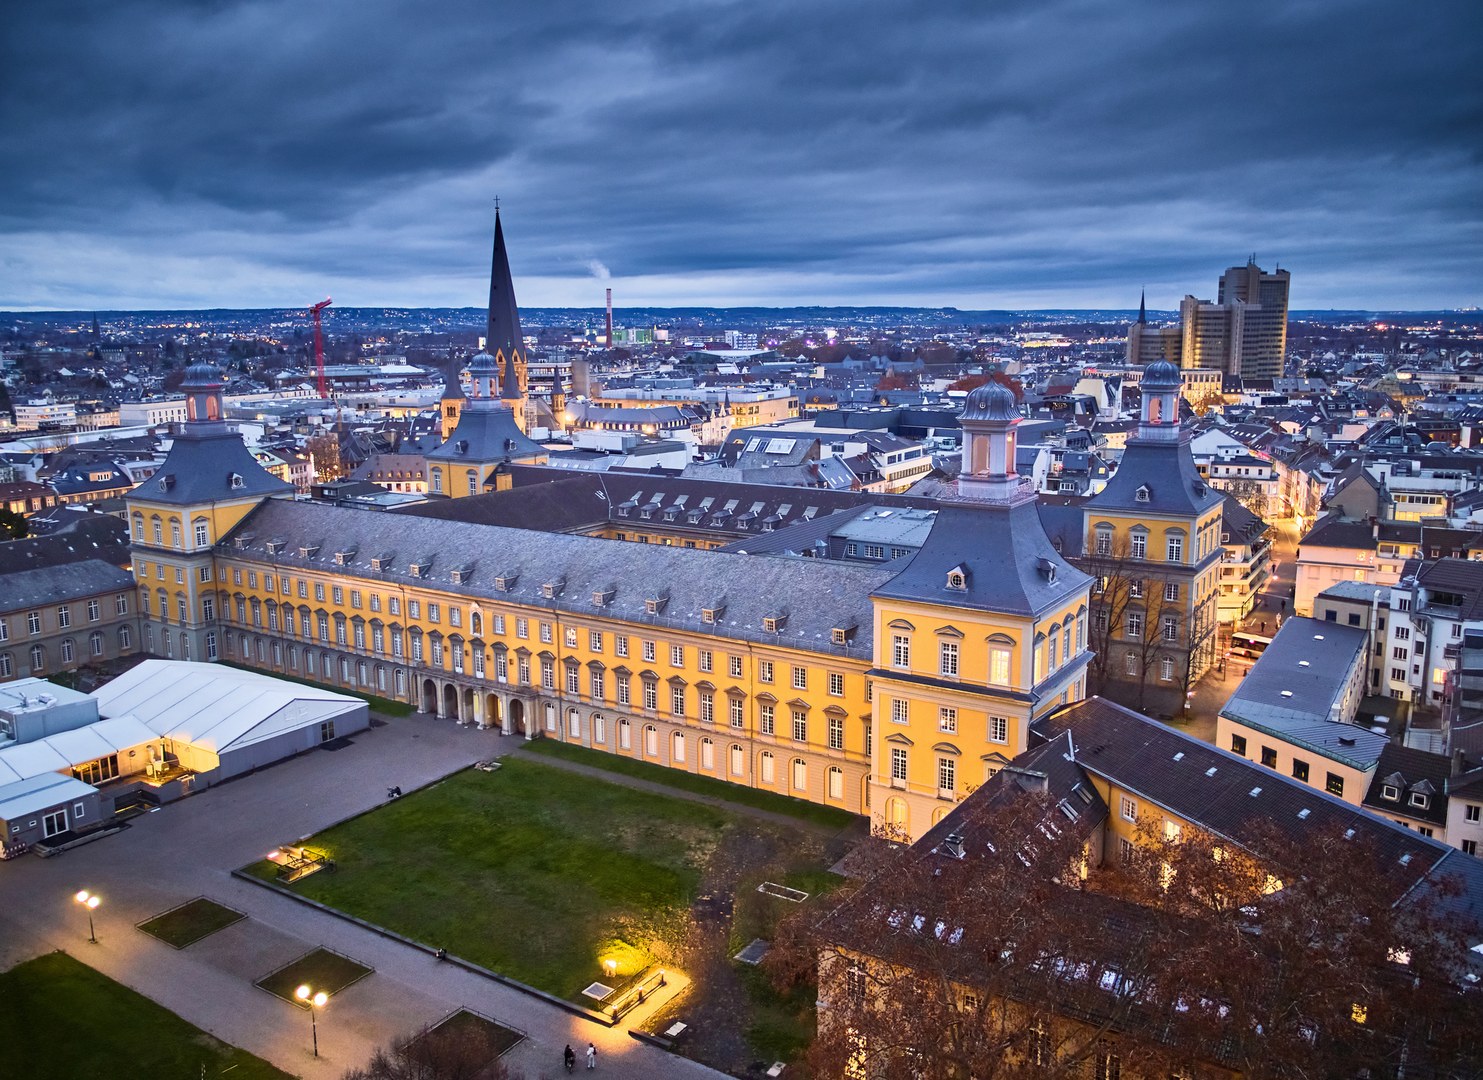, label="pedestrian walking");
[564,1044,575,1073]
[587,1042,597,1069]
